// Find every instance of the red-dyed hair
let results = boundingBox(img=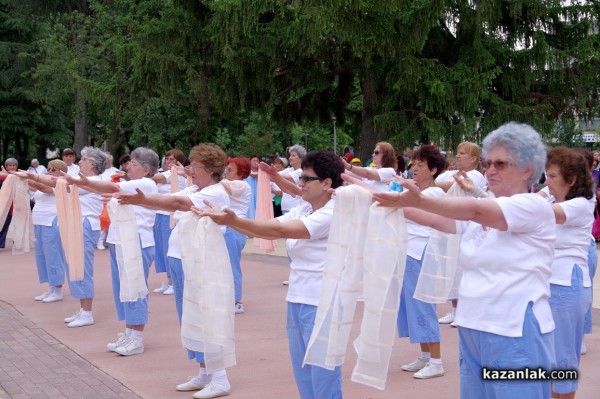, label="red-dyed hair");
[228,157,251,179]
